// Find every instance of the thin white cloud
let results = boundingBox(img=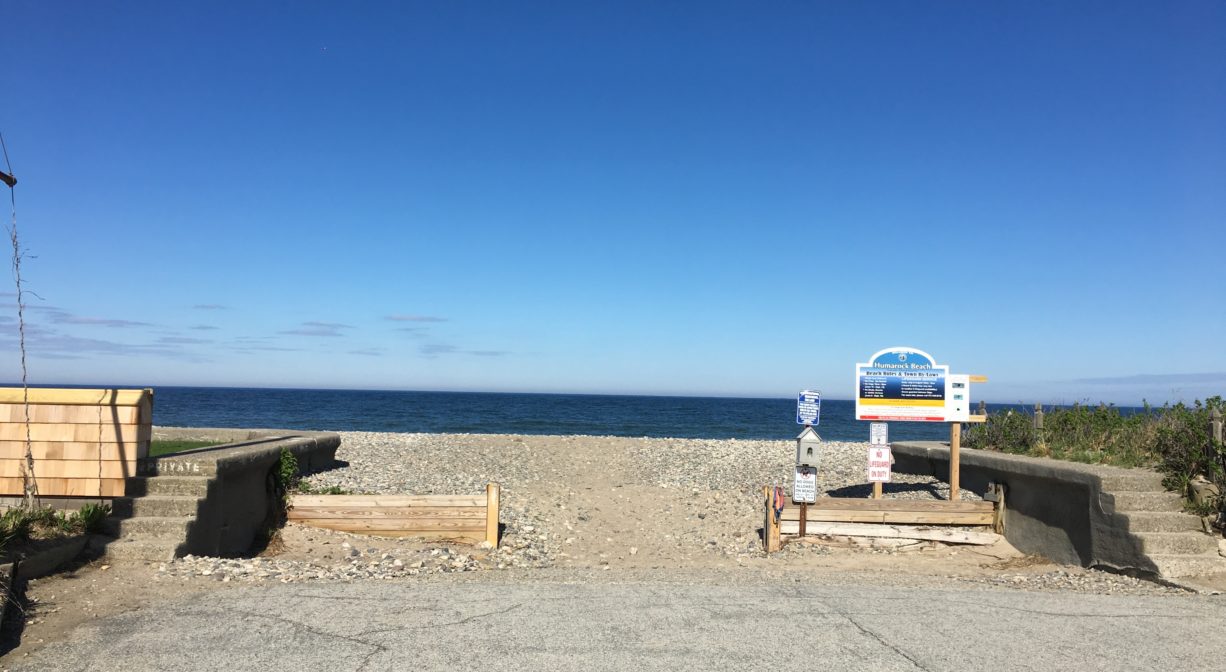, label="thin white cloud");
[158,336,212,345]
[54,314,152,328]
[387,314,447,323]
[1073,373,1226,386]
[279,321,352,337]
[0,326,208,363]
[193,304,228,310]
[420,343,457,356]
[420,343,509,358]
